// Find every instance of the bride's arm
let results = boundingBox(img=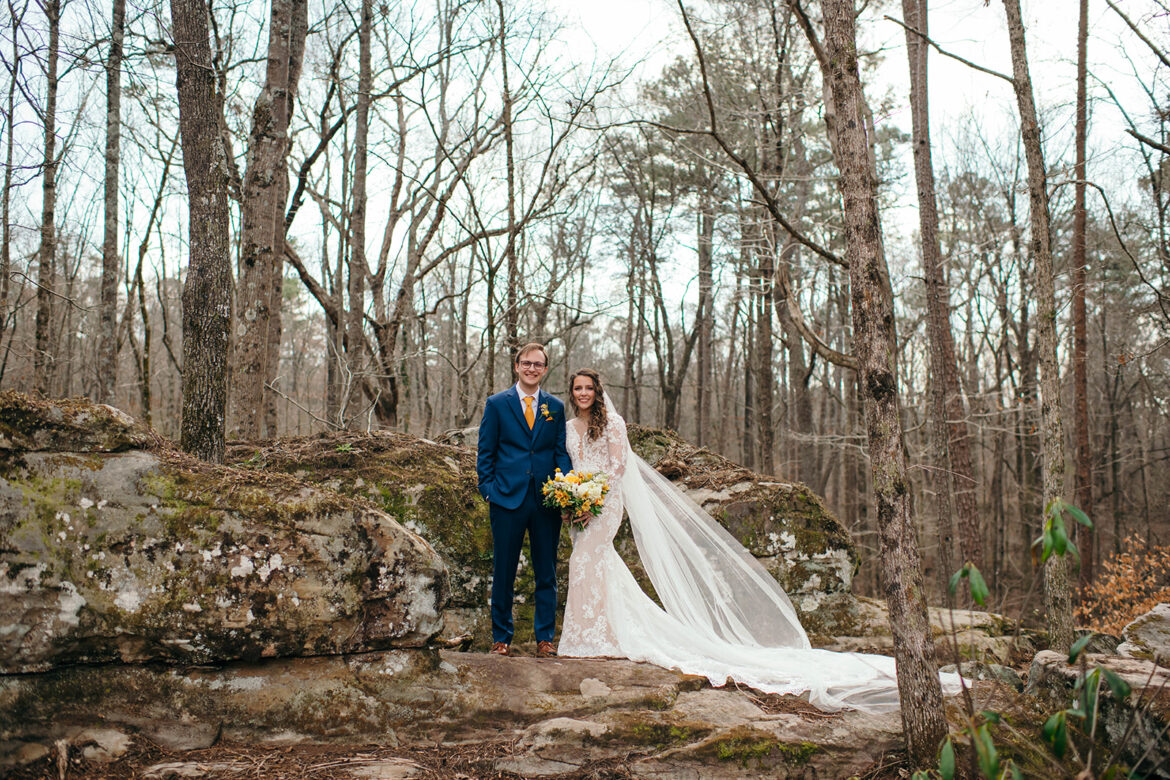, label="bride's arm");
[605,415,628,480]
